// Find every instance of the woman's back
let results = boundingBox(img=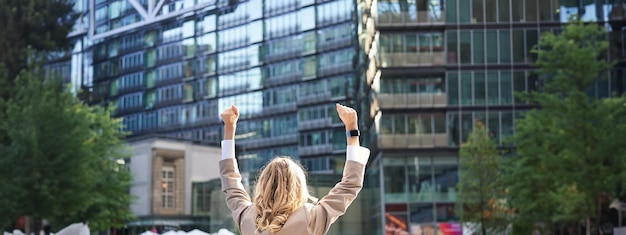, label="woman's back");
[219,152,369,235]
[219,104,369,235]
[238,203,310,235]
